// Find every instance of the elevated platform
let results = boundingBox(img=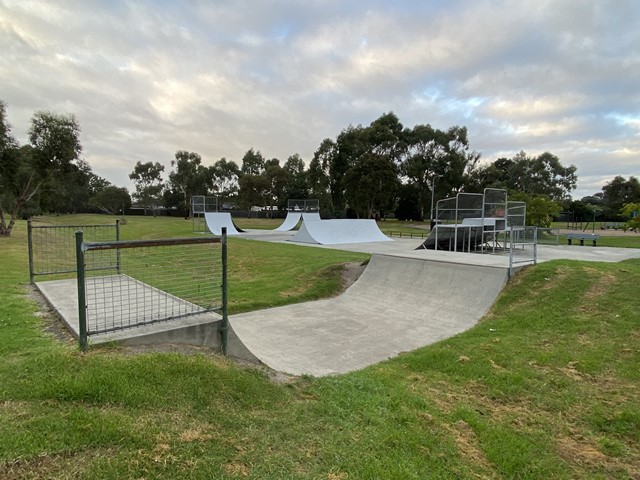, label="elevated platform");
[35,278,222,347]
